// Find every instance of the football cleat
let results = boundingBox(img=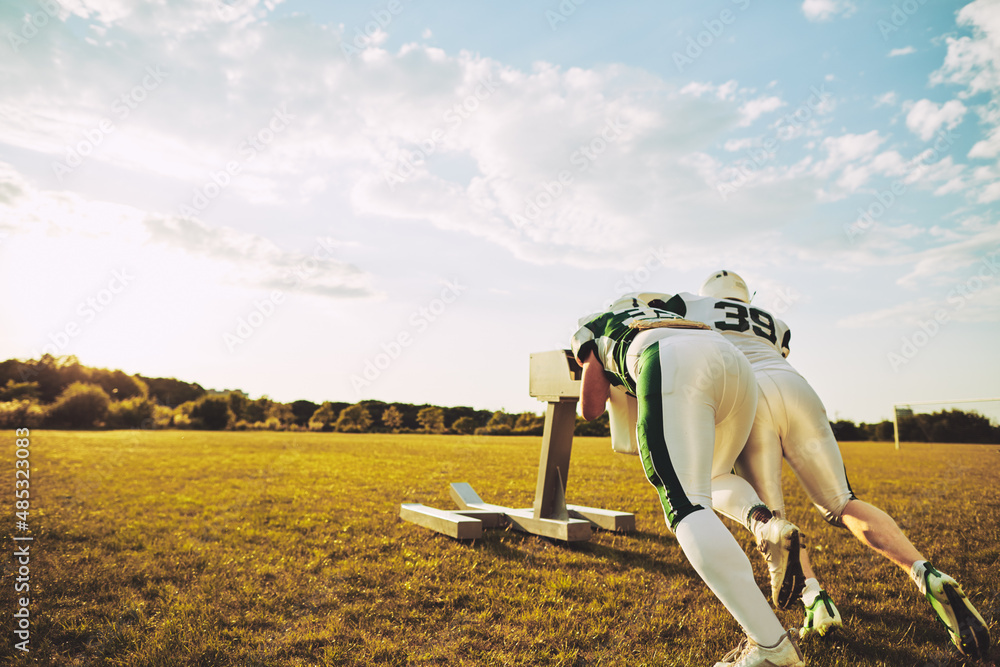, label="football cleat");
[800,590,842,639]
[923,564,991,658]
[754,518,806,609]
[714,630,806,667]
